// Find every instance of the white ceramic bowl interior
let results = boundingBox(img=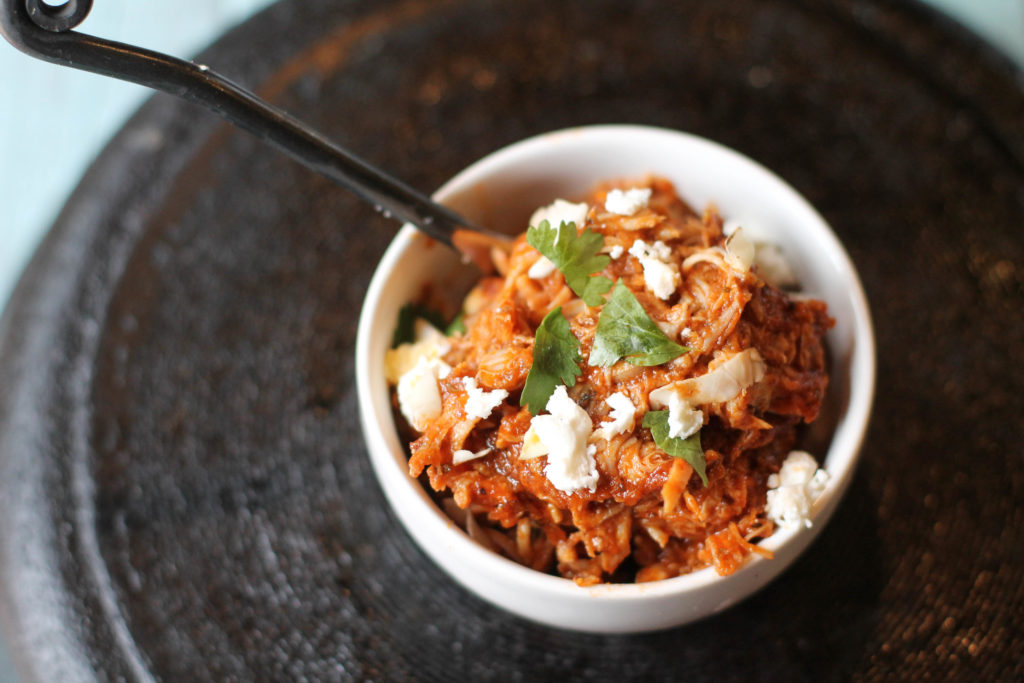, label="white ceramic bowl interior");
[355,125,875,633]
